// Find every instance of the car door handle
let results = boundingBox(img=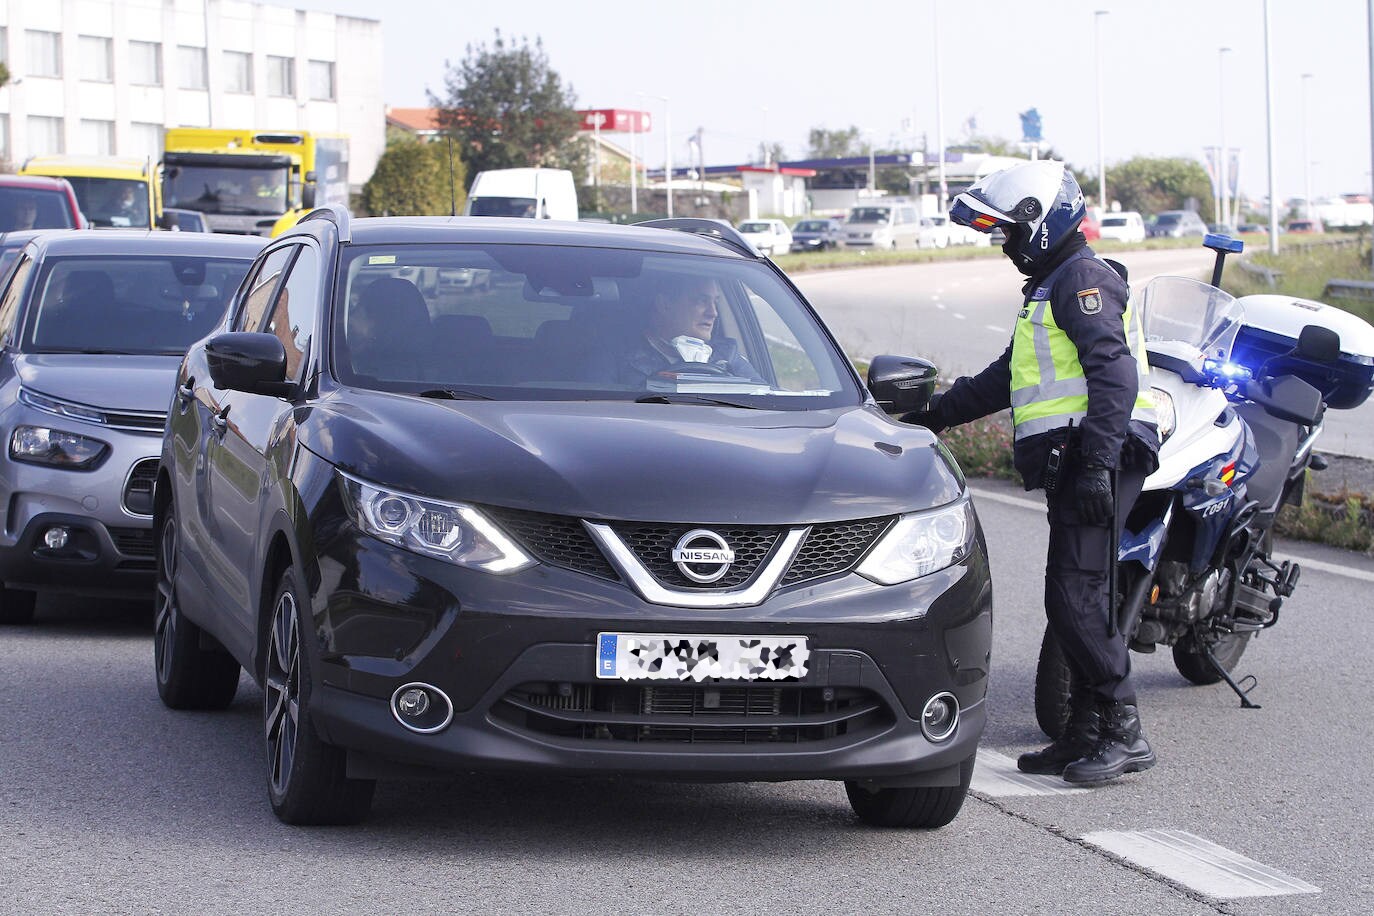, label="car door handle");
[176,379,195,407]
[211,405,230,437]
